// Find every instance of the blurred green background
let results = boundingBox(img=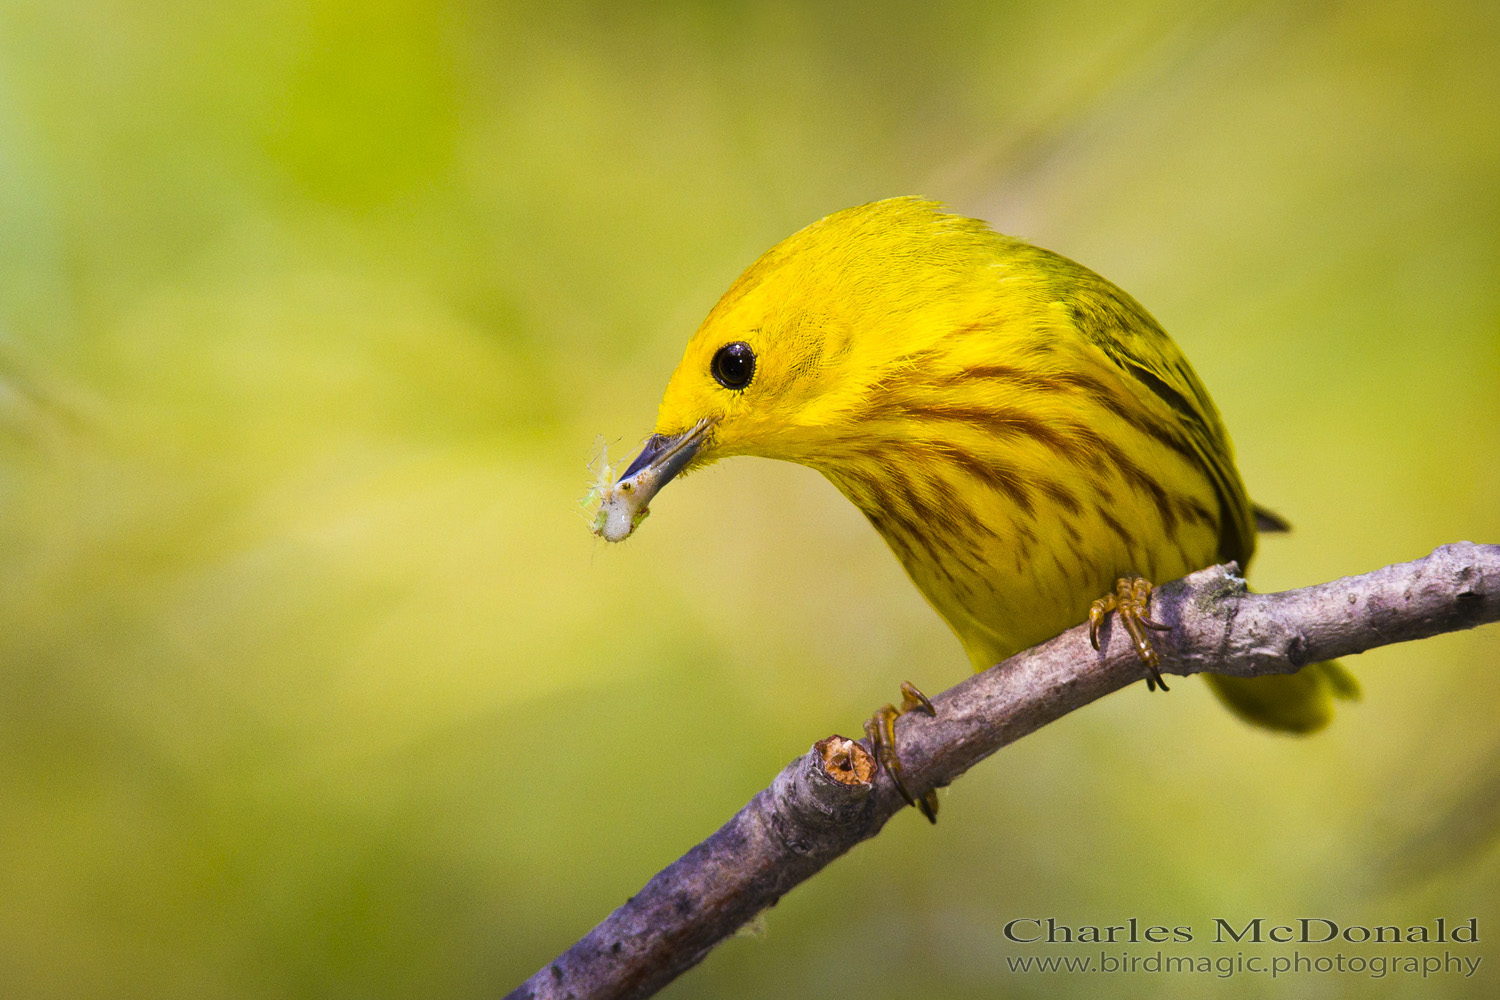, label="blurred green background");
[0,1,1496,997]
